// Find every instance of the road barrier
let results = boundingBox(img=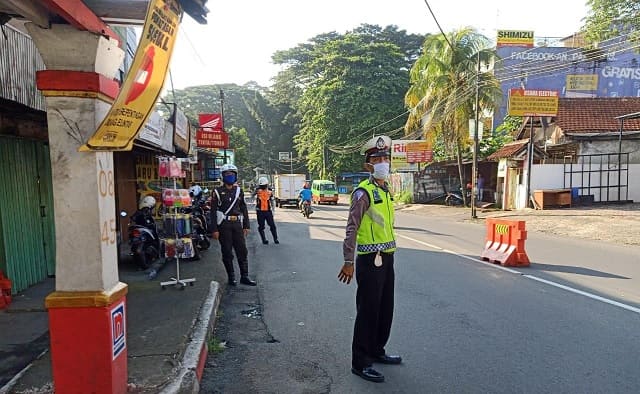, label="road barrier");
[480,219,530,267]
